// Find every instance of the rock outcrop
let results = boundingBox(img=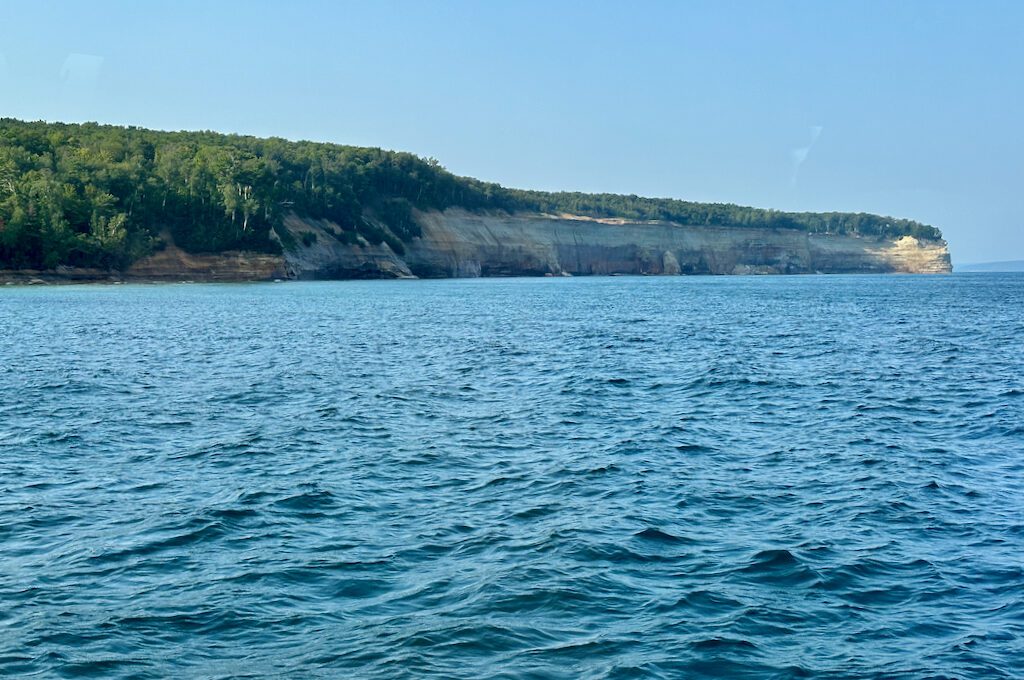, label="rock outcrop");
[1,209,951,283]
[278,214,412,279]
[2,244,287,284]
[281,209,951,279]
[125,243,286,281]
